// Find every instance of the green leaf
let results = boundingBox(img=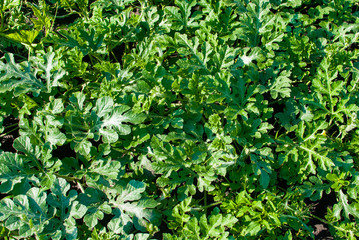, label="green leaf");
[183,217,201,239]
[94,96,114,118]
[74,139,92,156]
[267,70,292,99]
[244,221,261,236]
[175,33,210,73]
[69,92,86,111]
[100,105,145,139]
[46,128,66,147]
[0,188,50,238]
[79,188,111,229]
[301,176,331,201]
[32,52,67,92]
[165,0,198,31]
[13,136,42,167]
[99,128,118,143]
[333,190,359,220]
[169,196,192,228]
[181,207,237,239]
[4,30,39,47]
[0,152,35,194]
[0,0,20,11]
[115,180,145,202]
[88,158,122,181]
[108,180,161,233]
[200,207,237,238]
[212,46,236,71]
[47,178,87,239]
[30,4,52,34]
[78,28,105,53]
[0,54,44,96]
